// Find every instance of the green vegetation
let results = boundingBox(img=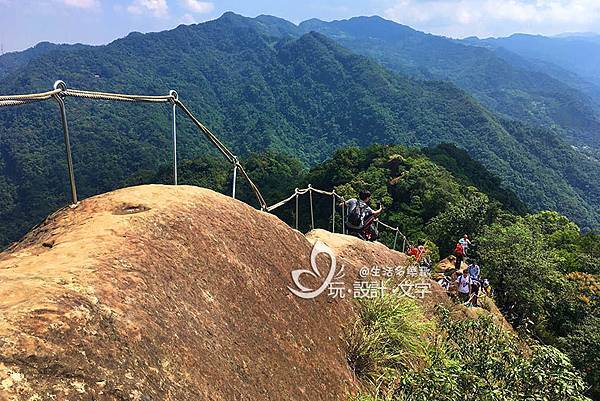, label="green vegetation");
[477,212,600,397]
[299,145,600,397]
[0,13,598,400]
[295,16,600,150]
[1,13,600,247]
[0,42,86,80]
[138,144,599,397]
[302,144,516,254]
[347,295,590,401]
[423,143,528,215]
[345,295,432,385]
